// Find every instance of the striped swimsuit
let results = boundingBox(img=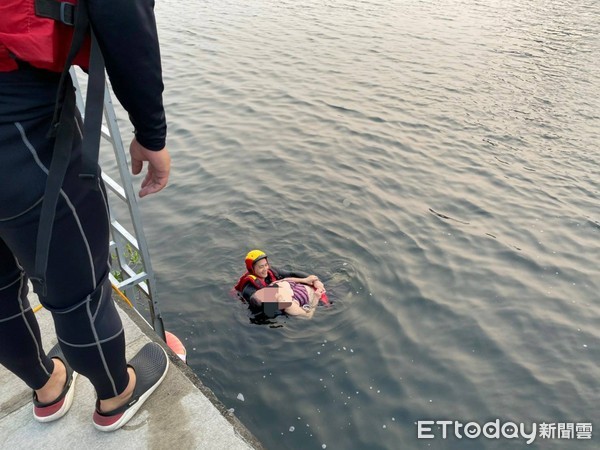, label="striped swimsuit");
[288,282,310,307]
